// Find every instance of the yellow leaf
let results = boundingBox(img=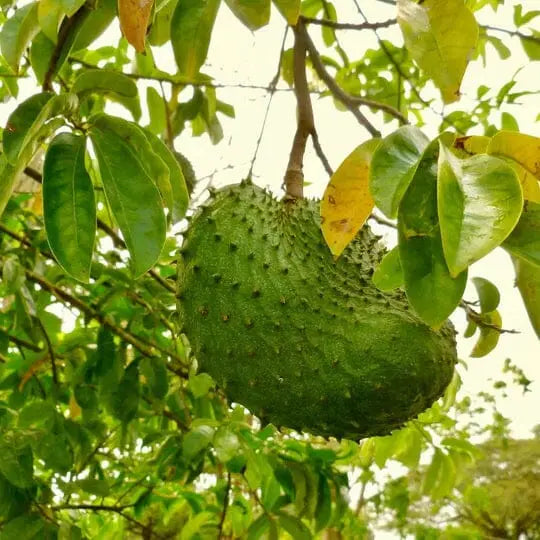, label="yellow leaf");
[70,394,82,419]
[272,0,300,25]
[454,135,491,155]
[321,139,380,258]
[470,310,502,358]
[397,0,478,104]
[488,131,540,202]
[118,0,154,52]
